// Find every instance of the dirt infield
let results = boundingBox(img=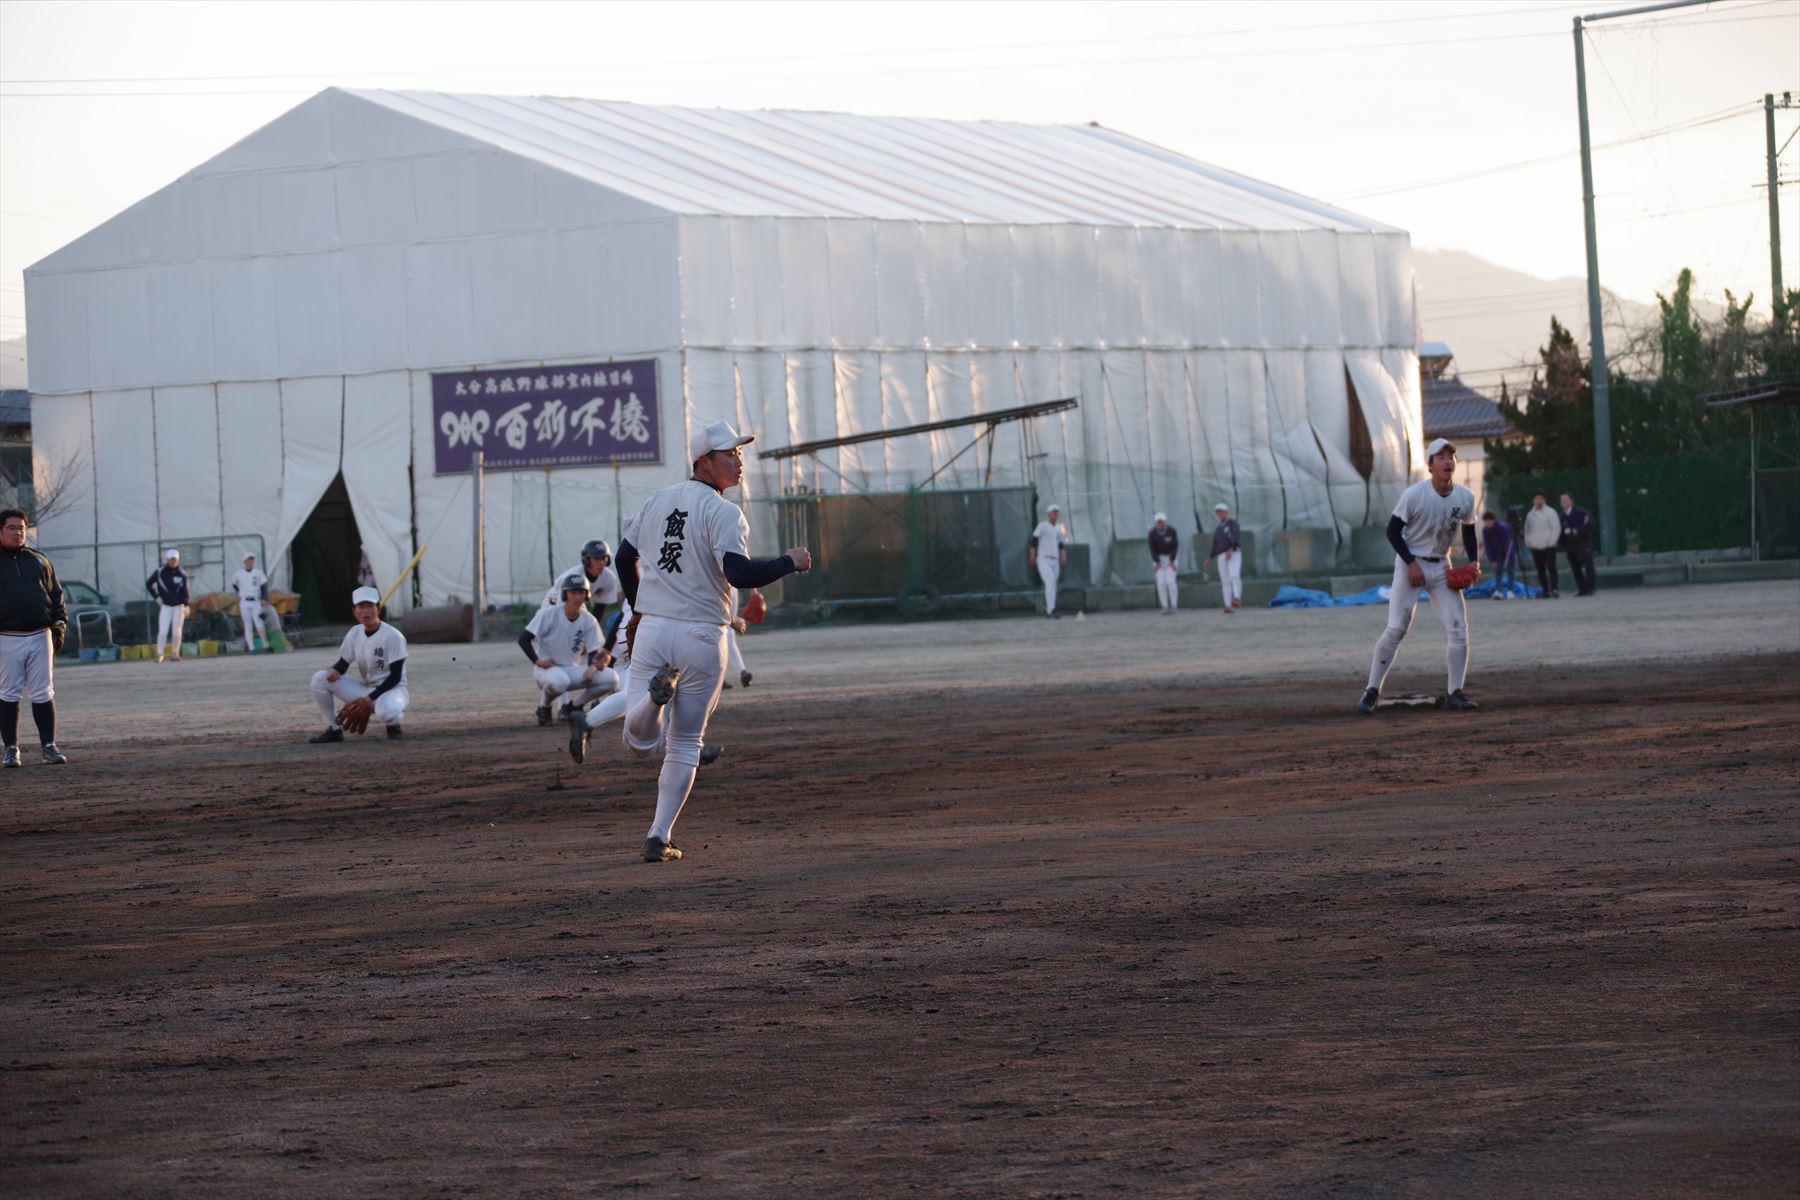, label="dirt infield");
[4,583,1798,1198]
